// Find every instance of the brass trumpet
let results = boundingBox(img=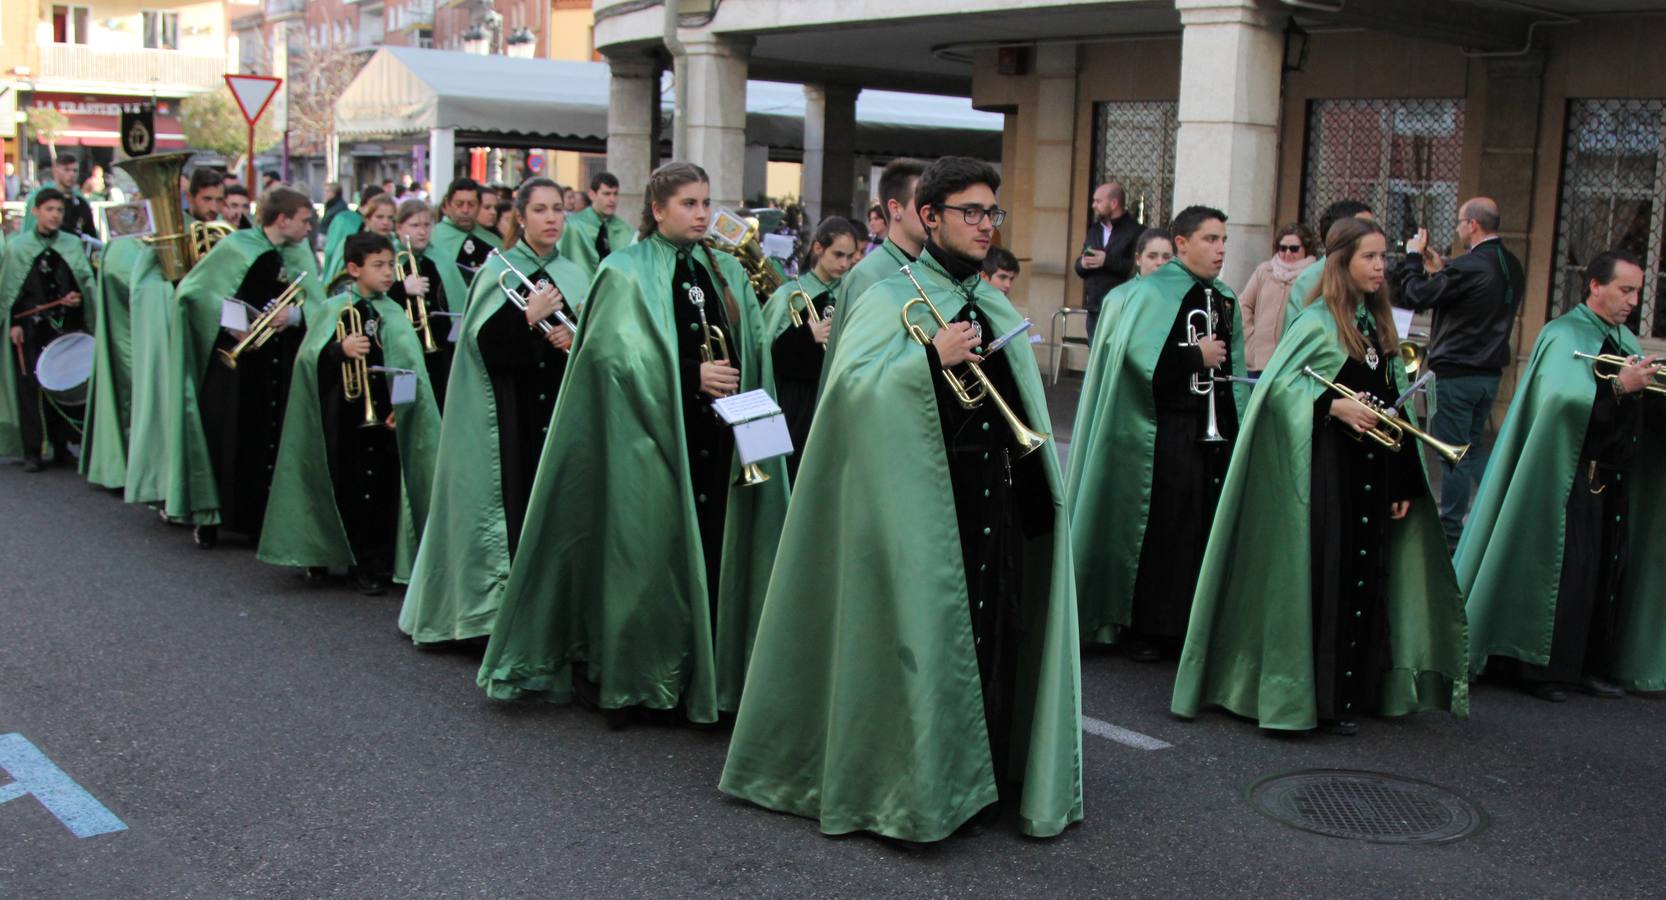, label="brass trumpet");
[1304,366,1469,465]
[1573,351,1666,395]
[490,249,577,344]
[899,264,1049,458]
[786,278,833,329]
[1178,287,1227,443]
[394,241,438,354]
[217,276,309,369]
[688,284,768,487]
[336,304,380,429]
